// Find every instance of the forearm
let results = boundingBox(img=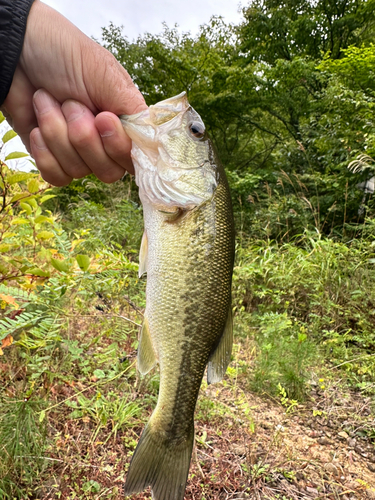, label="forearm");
[0,0,35,106]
